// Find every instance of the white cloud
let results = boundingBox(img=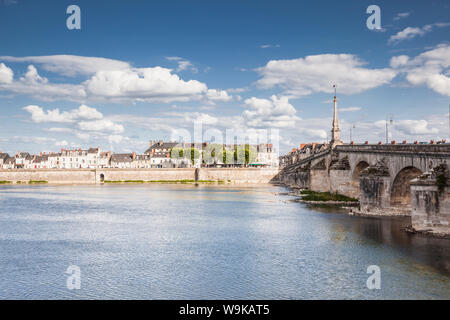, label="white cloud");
[257,54,397,97]
[243,95,299,128]
[0,56,228,104]
[158,111,219,126]
[45,127,73,133]
[0,63,13,83]
[165,56,198,73]
[3,136,56,145]
[23,104,103,123]
[0,65,86,101]
[20,65,48,83]
[108,134,125,144]
[76,132,91,142]
[298,128,328,139]
[395,120,438,135]
[389,55,410,68]
[340,107,361,112]
[206,89,232,102]
[55,140,68,147]
[391,44,450,96]
[83,67,207,103]
[388,23,450,44]
[0,55,131,76]
[194,113,218,125]
[77,119,124,134]
[260,44,280,49]
[393,12,410,21]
